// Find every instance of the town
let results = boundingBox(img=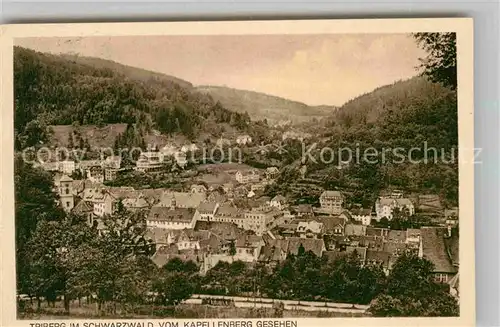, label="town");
[39,132,459,303]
